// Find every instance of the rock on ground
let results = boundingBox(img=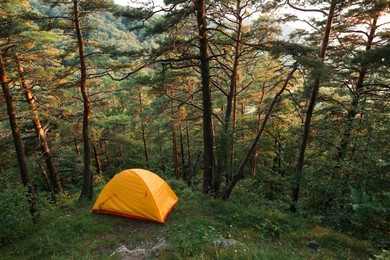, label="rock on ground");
[212,239,245,249]
[150,239,173,255]
[110,239,172,260]
[110,246,150,260]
